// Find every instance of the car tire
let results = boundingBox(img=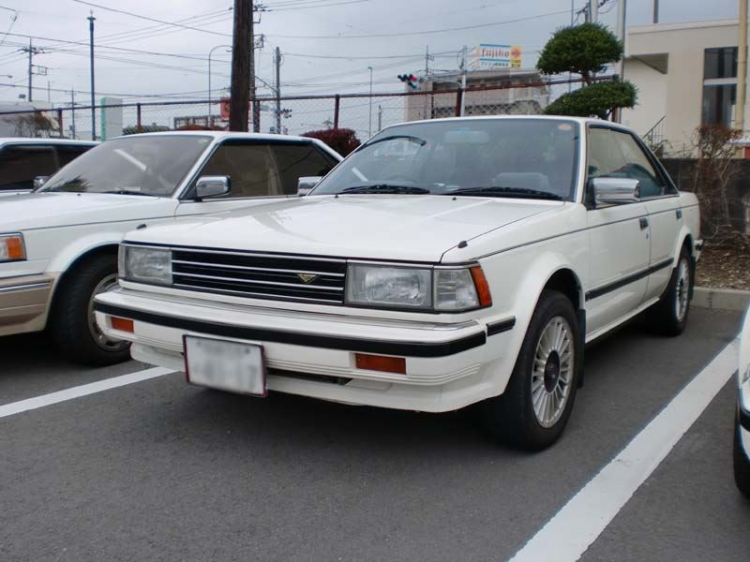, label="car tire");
[647,246,693,337]
[734,412,750,499]
[50,254,131,366]
[479,290,582,451]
